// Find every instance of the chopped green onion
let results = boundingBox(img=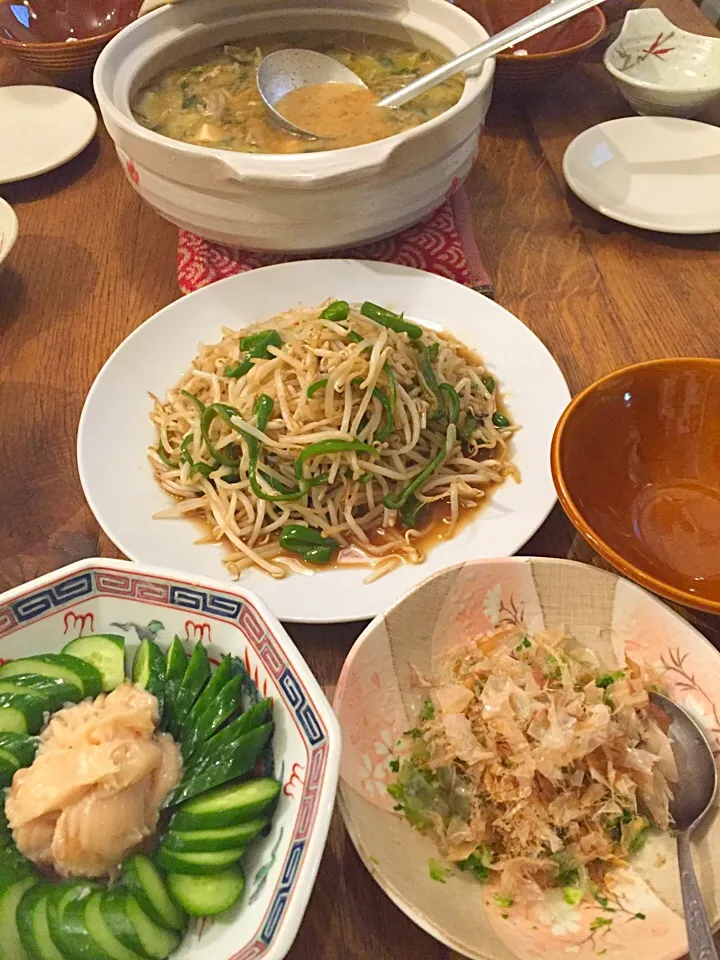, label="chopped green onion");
[563,887,584,906]
[429,859,452,883]
[596,671,626,689]
[388,758,399,773]
[419,700,435,721]
[494,895,513,908]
